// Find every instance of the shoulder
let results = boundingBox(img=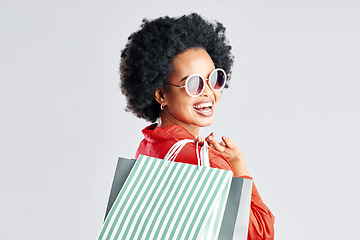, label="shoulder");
[136,137,177,160]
